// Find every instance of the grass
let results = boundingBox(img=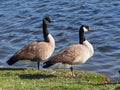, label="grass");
[0,68,120,90]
